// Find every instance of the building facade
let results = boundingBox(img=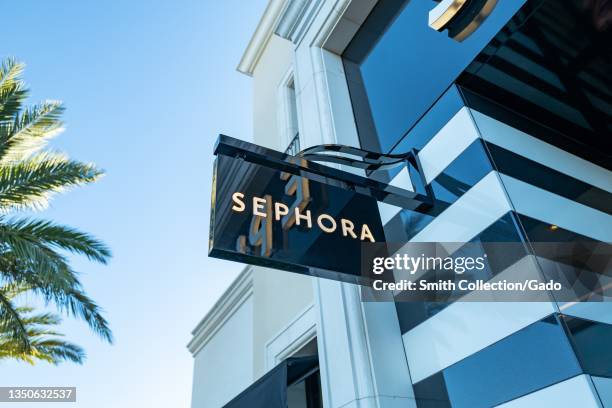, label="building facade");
[190,0,612,407]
